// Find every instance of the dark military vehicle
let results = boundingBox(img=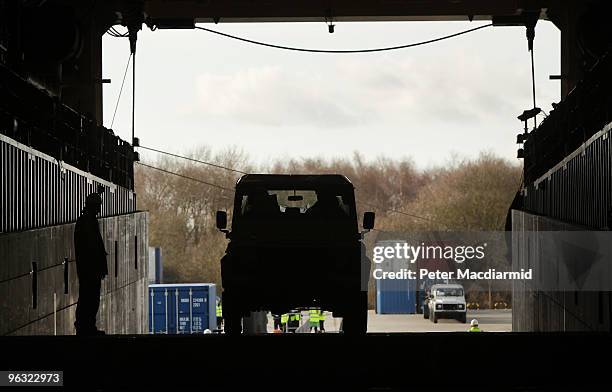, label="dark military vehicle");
[216,174,375,335]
